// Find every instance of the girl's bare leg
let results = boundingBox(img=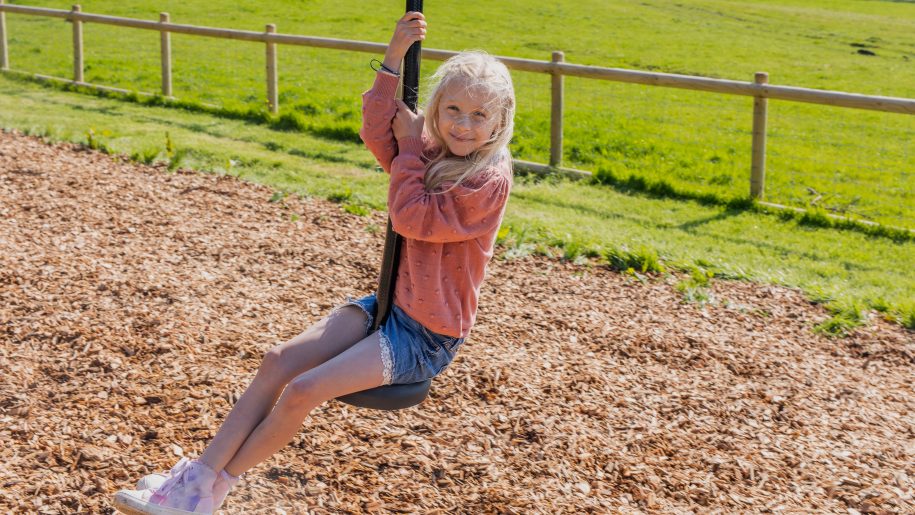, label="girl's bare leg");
[222,330,386,476]
[197,305,370,472]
